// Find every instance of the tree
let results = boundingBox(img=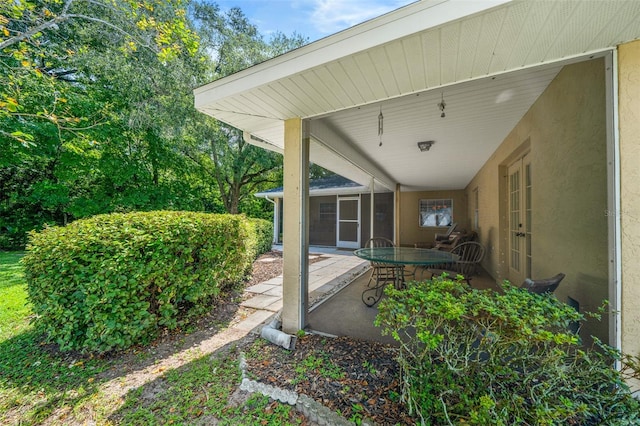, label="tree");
[0,0,308,248]
[182,121,282,214]
[183,2,306,216]
[1,0,198,144]
[0,0,202,247]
